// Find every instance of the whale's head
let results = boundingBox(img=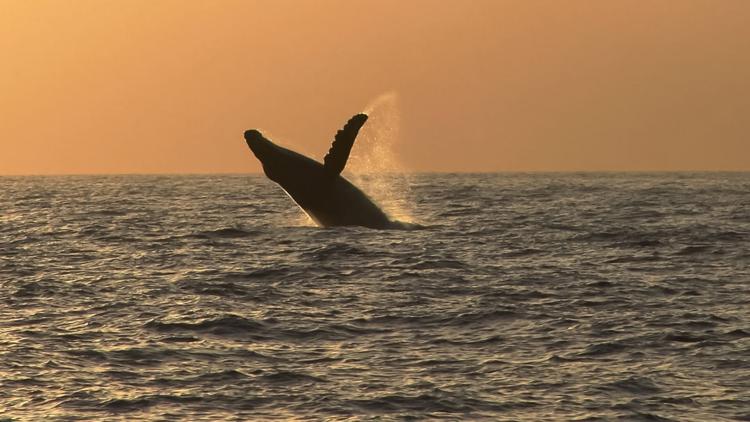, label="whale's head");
[244,129,305,183]
[244,130,273,158]
[244,129,279,179]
